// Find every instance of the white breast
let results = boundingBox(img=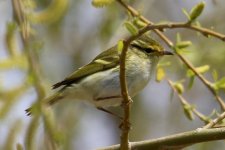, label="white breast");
[126,55,152,97]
